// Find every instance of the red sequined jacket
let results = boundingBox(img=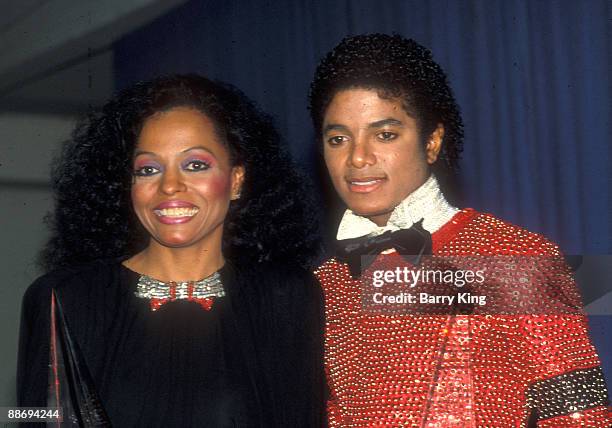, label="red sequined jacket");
[316,209,610,427]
